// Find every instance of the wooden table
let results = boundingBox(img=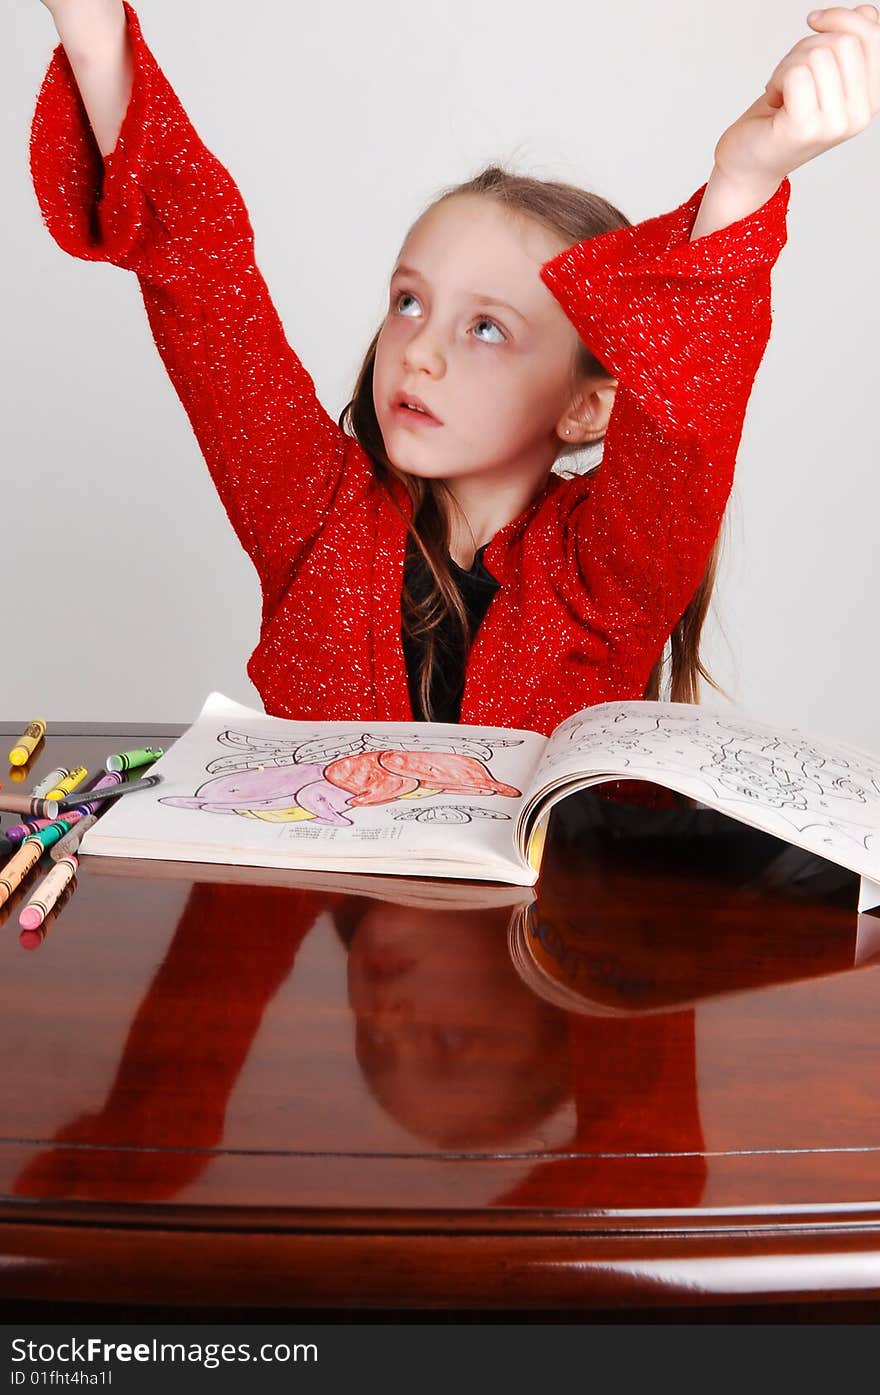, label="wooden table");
[2,721,880,1315]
